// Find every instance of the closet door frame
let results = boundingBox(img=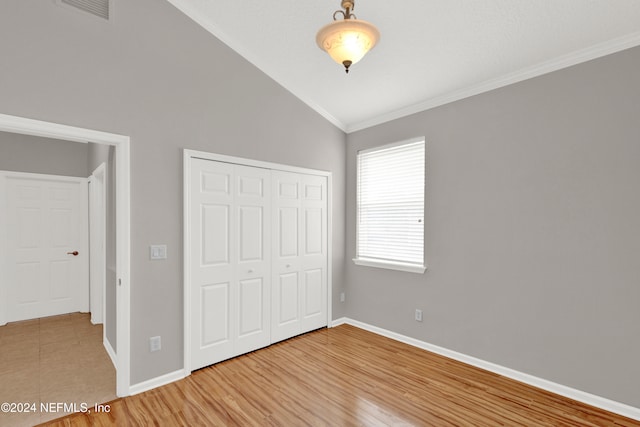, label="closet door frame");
[183,149,332,375]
